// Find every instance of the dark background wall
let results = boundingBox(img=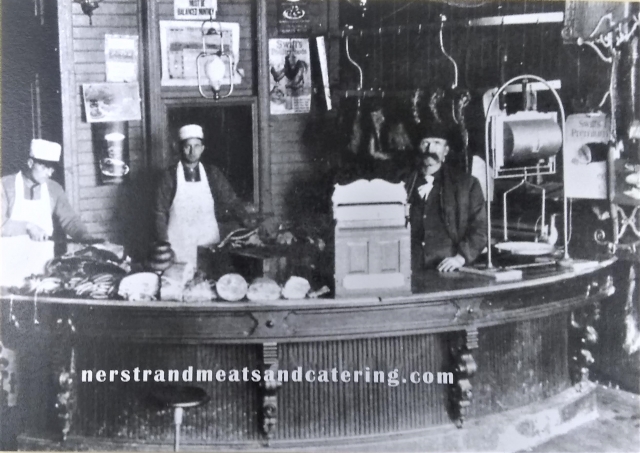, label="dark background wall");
[1,0,62,177]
